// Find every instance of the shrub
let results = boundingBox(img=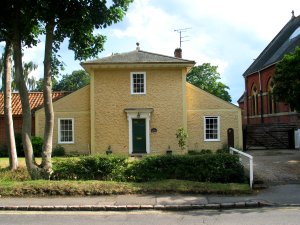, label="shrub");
[176,128,188,150]
[52,145,65,157]
[0,145,8,157]
[188,149,212,155]
[52,158,81,180]
[3,135,44,157]
[14,133,24,157]
[51,153,245,184]
[0,167,30,181]
[216,148,230,154]
[66,151,82,157]
[125,154,245,183]
[31,136,43,157]
[52,155,128,181]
